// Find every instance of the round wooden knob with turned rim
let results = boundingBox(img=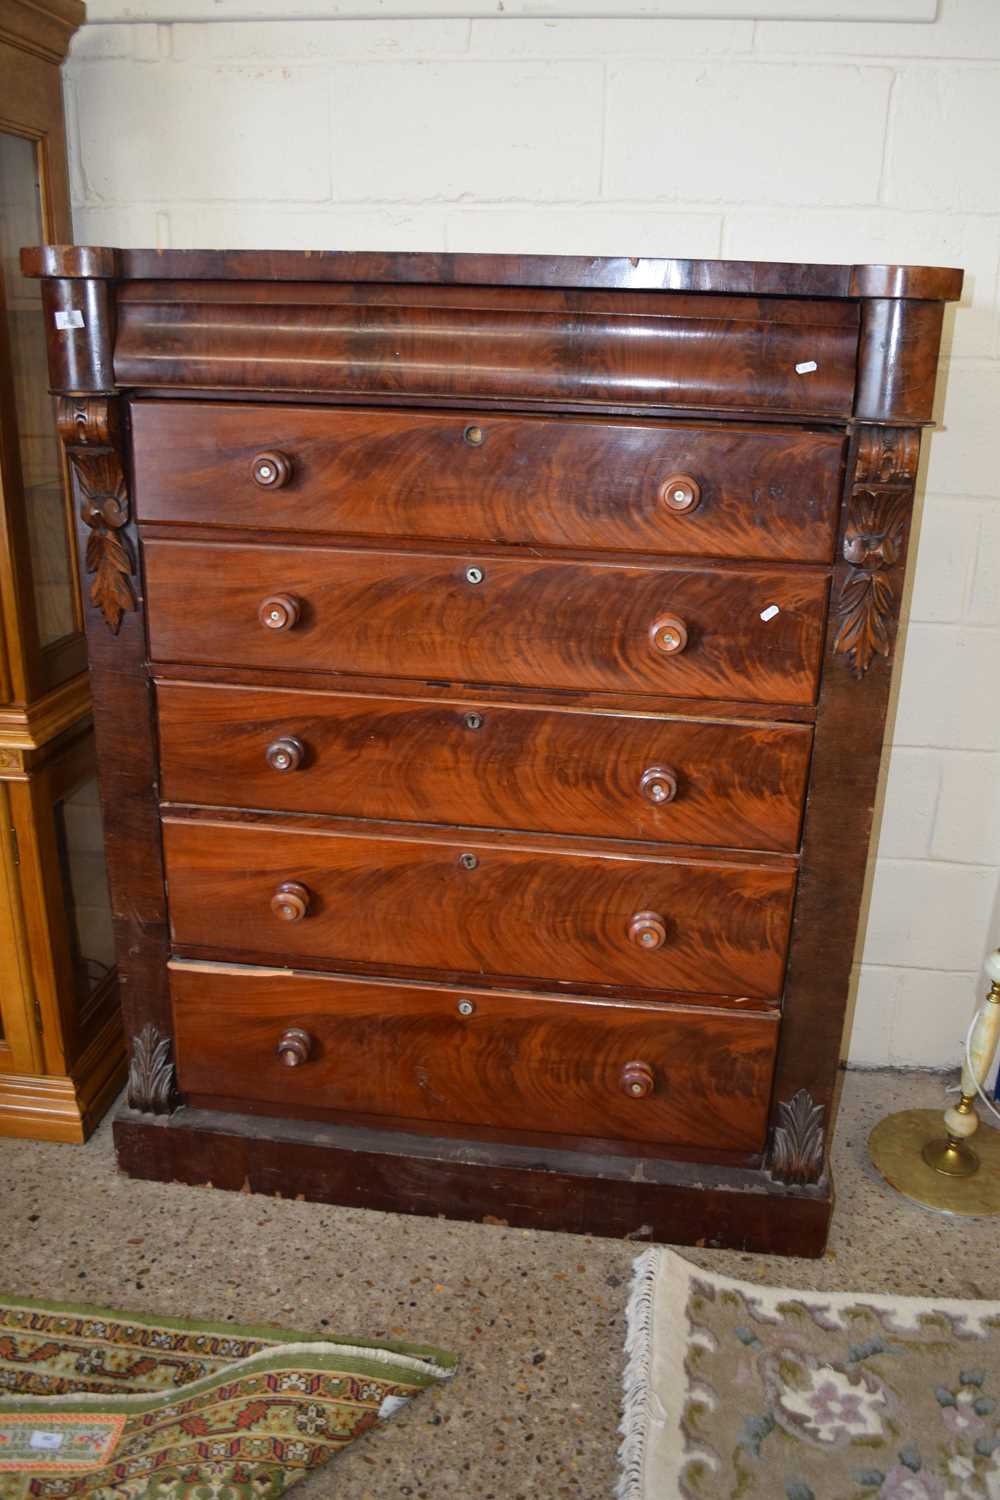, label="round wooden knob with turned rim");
[629,911,667,951]
[275,1026,312,1067]
[621,1061,655,1099]
[659,474,701,515]
[650,615,688,656]
[251,450,293,489]
[270,880,311,923]
[258,594,301,632]
[265,736,305,773]
[640,766,678,806]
